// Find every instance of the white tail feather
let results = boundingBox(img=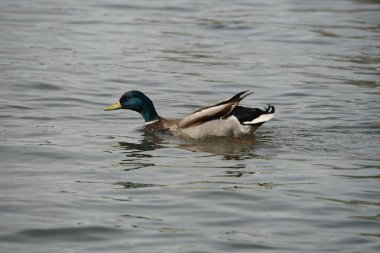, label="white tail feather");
[244,113,275,125]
